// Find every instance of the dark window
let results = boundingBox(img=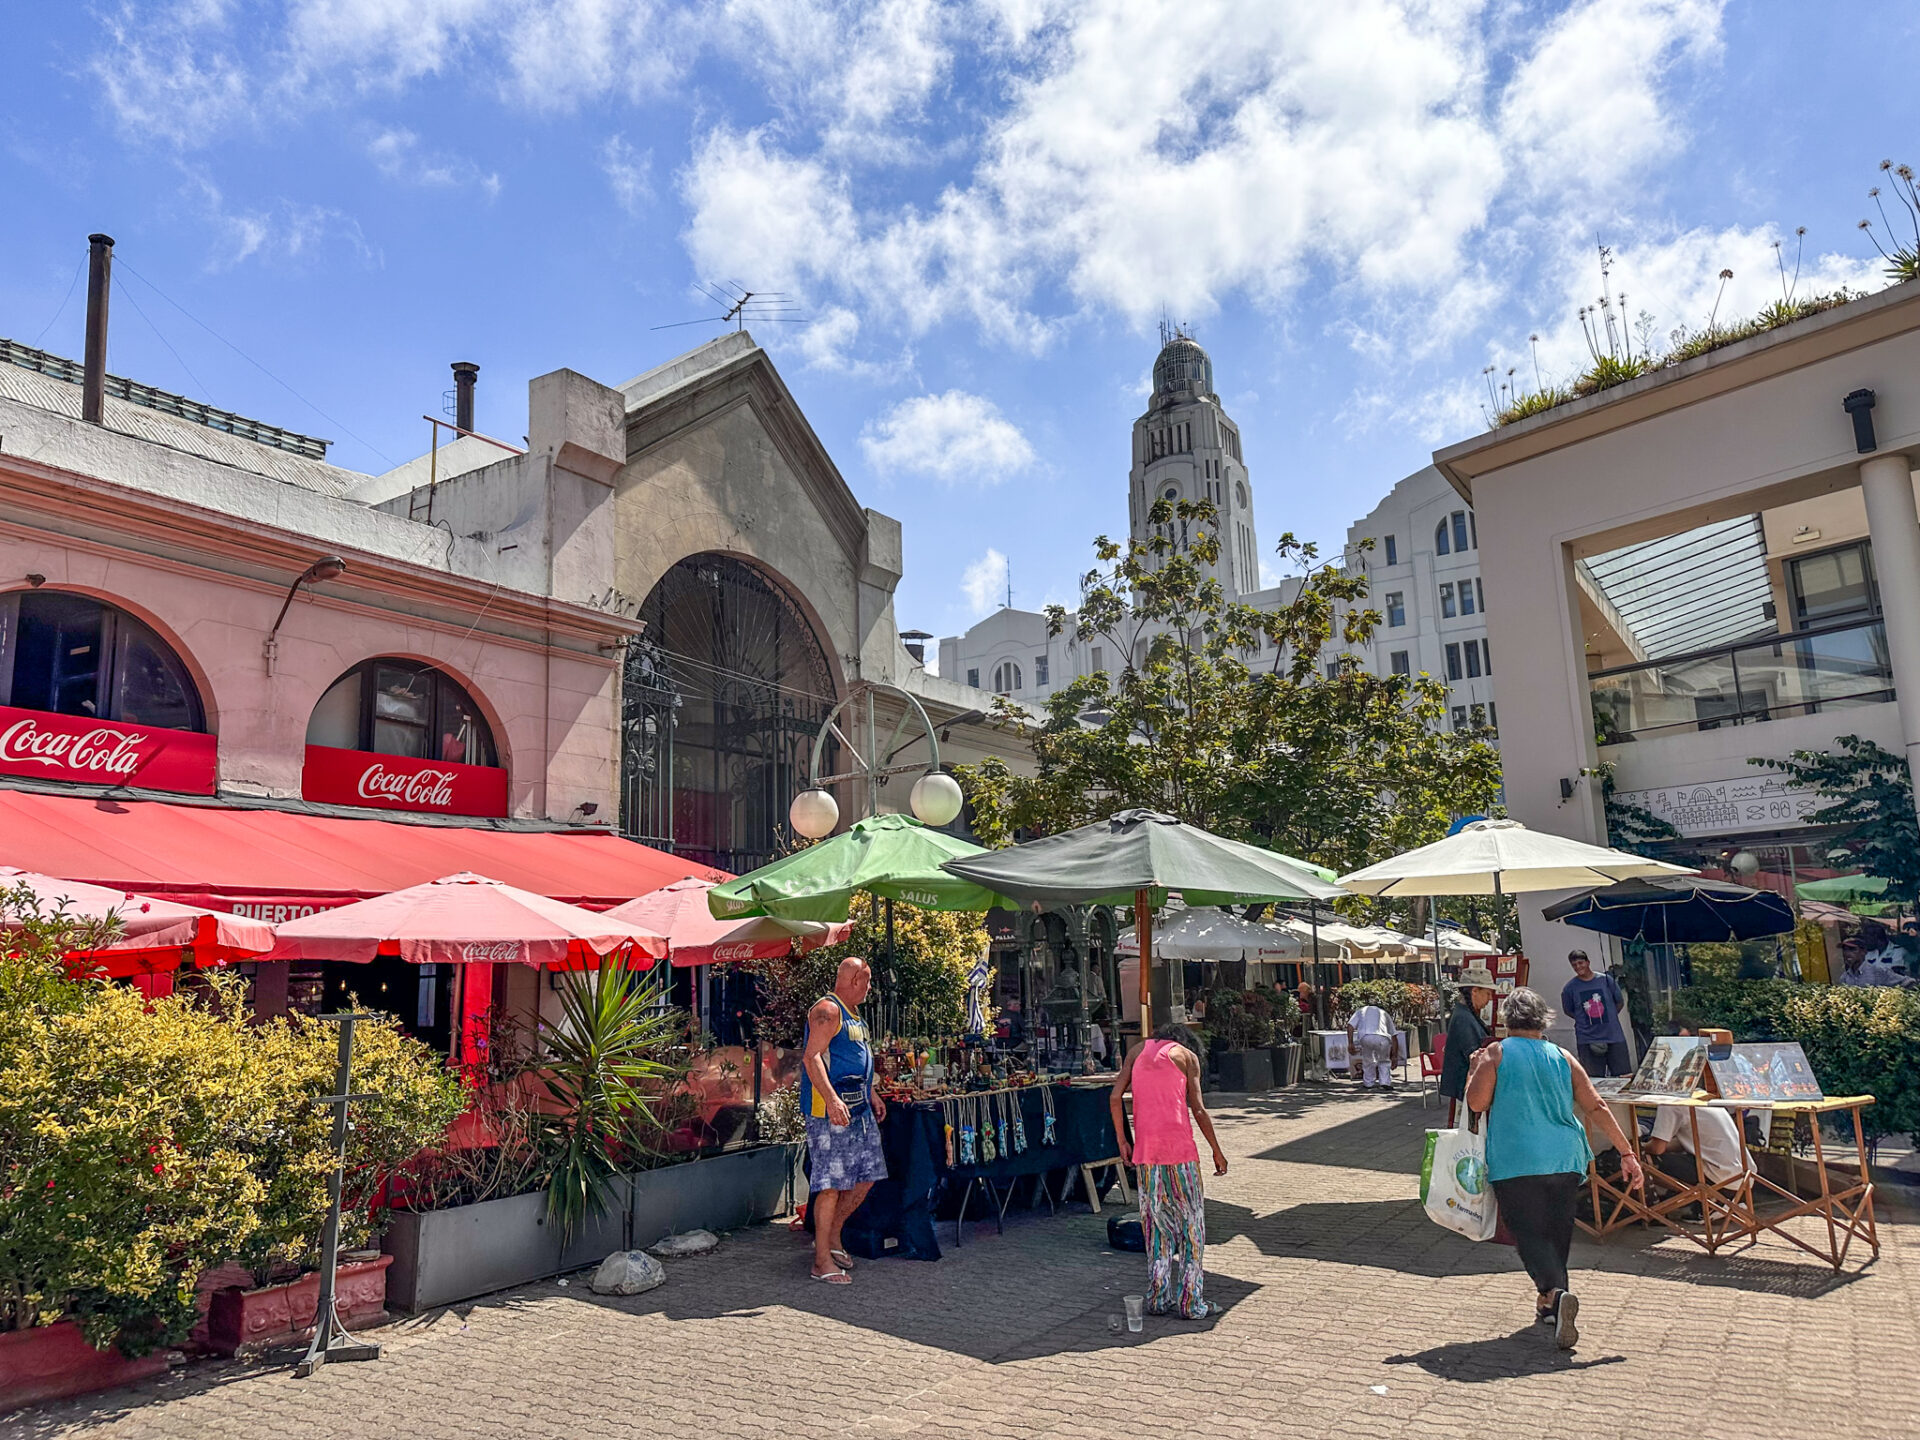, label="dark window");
[1450,705,1468,731]
[1325,661,1340,680]
[1390,650,1410,676]
[307,659,497,766]
[1445,643,1462,680]
[1464,642,1482,678]
[1789,541,1878,627]
[1384,535,1398,566]
[1459,580,1476,616]
[1487,701,1498,734]
[1439,583,1456,619]
[967,668,980,688]
[1034,655,1049,686]
[1385,592,1406,627]
[992,661,1023,694]
[1434,520,1451,556]
[0,591,204,731]
[1453,511,1471,552]
[1481,638,1492,674]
